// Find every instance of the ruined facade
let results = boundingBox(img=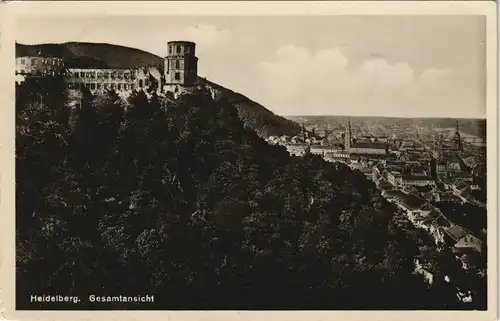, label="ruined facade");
[16,56,65,76]
[15,41,225,101]
[64,68,153,95]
